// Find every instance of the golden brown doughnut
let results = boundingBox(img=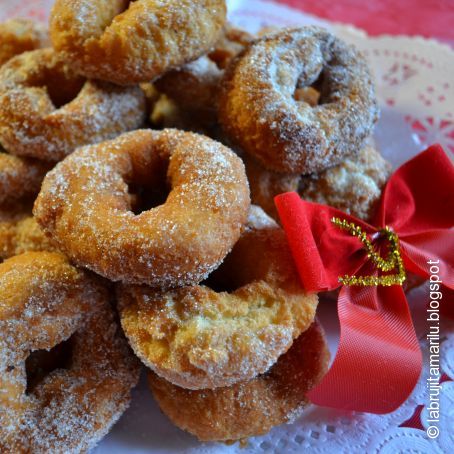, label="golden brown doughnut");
[148,321,329,442]
[0,208,56,261]
[140,82,161,119]
[219,26,379,174]
[0,48,146,161]
[34,129,250,287]
[150,94,216,134]
[0,148,51,205]
[246,142,391,221]
[50,0,227,85]
[155,25,253,115]
[118,206,318,389]
[245,155,300,222]
[0,252,140,452]
[0,18,48,66]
